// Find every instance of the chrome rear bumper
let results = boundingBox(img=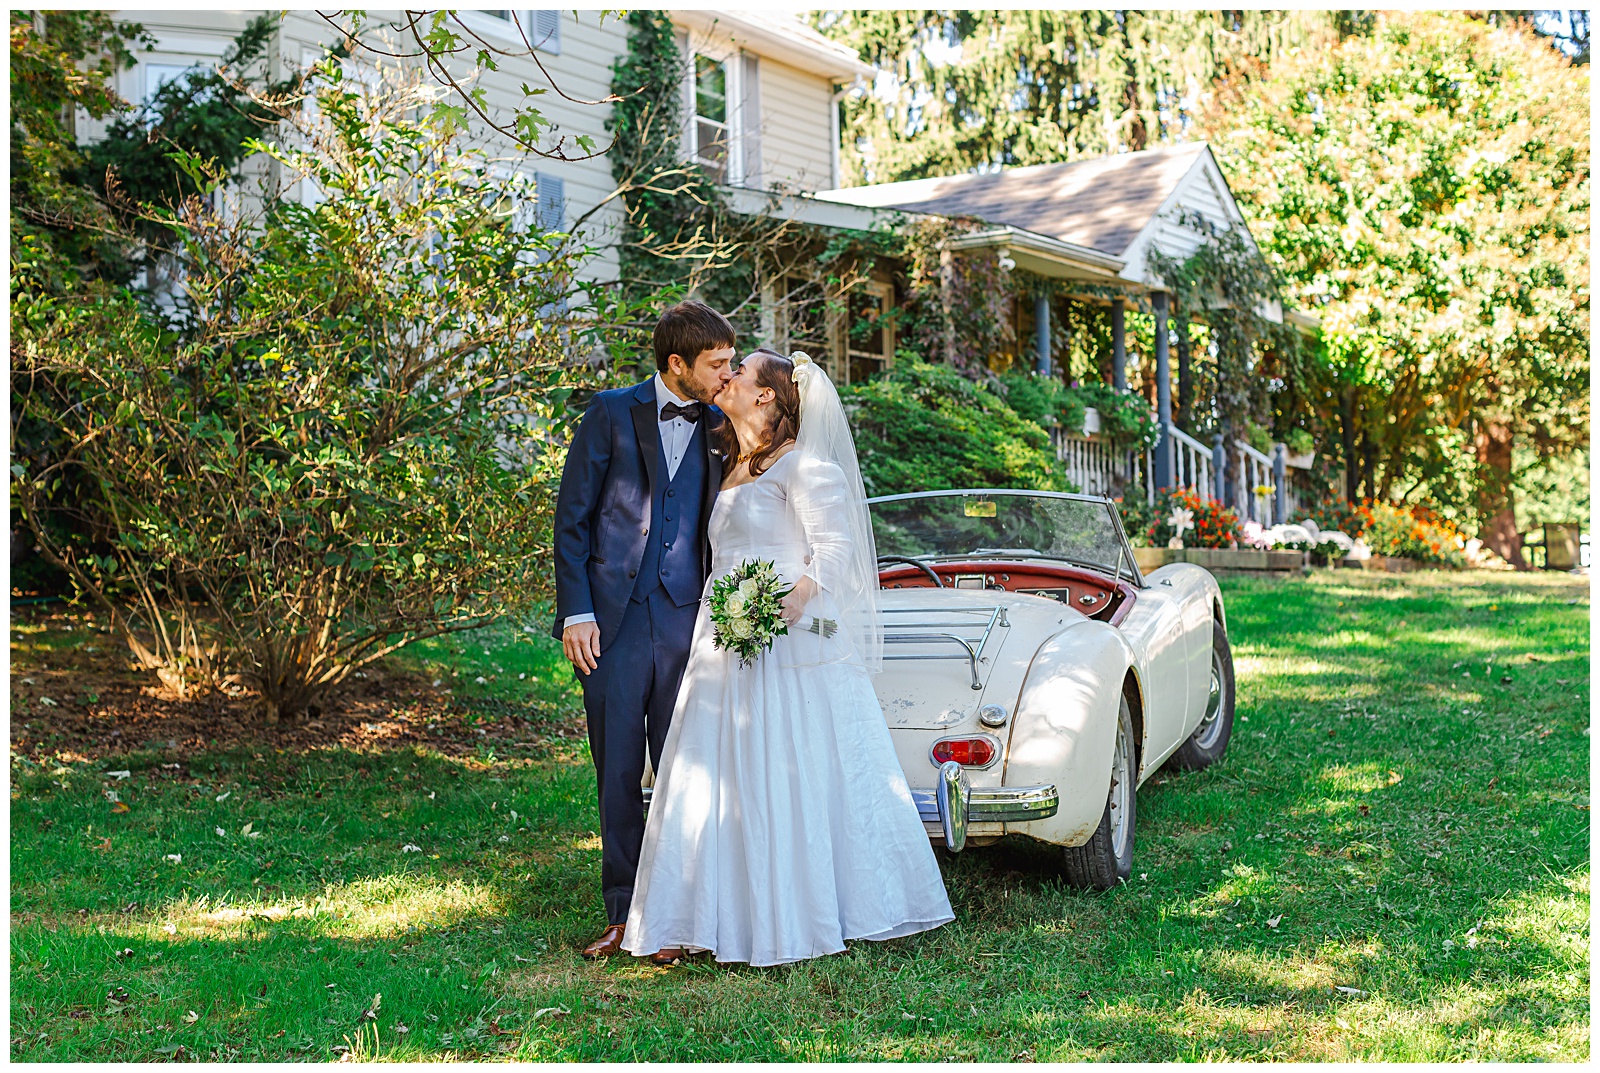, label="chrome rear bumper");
[640,771,1058,853]
[911,773,1059,851]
